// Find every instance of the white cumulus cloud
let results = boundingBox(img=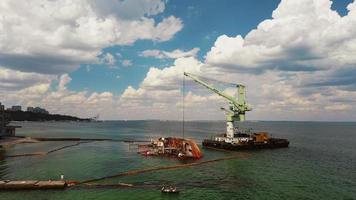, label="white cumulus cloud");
[2,0,356,121]
[140,48,200,59]
[205,0,356,76]
[119,0,356,121]
[0,0,182,74]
